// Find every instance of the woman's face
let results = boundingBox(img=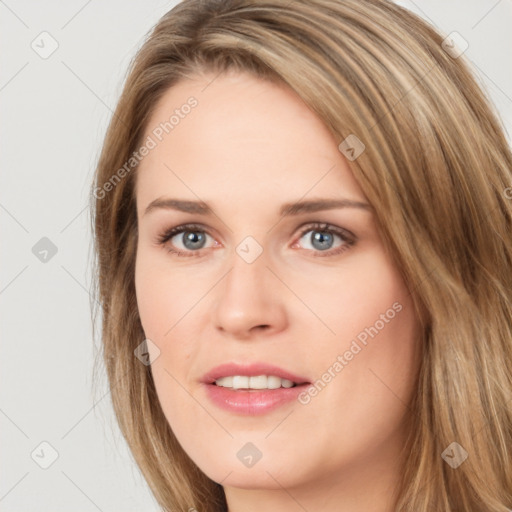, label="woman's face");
[135,70,422,504]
